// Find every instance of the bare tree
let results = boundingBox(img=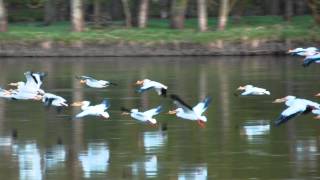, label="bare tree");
[307,0,320,24]
[159,0,169,19]
[217,0,237,30]
[270,0,280,15]
[44,0,56,26]
[93,0,101,26]
[71,0,84,32]
[170,0,188,29]
[0,0,6,32]
[283,0,293,21]
[138,0,149,28]
[197,0,208,32]
[121,0,132,27]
